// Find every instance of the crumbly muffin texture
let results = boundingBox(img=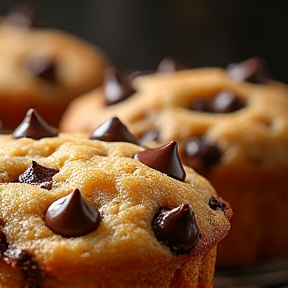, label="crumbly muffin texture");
[0,22,108,131]
[59,58,288,266]
[0,111,231,287]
